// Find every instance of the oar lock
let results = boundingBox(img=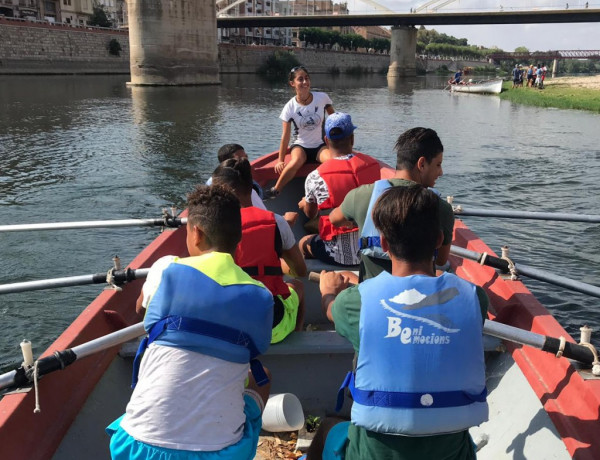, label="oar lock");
[500,246,519,281]
[105,256,124,291]
[578,326,600,376]
[161,207,181,231]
